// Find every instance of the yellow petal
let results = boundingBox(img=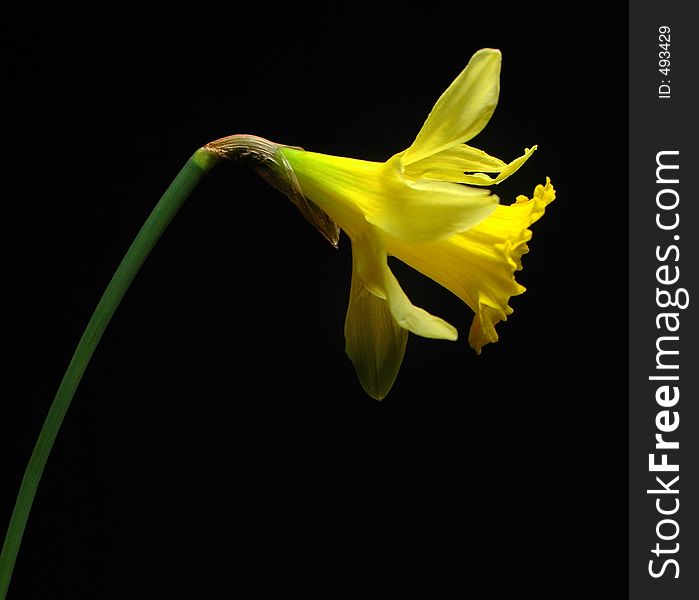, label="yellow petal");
[280,147,499,243]
[402,49,502,165]
[404,144,506,177]
[405,145,537,186]
[345,261,408,401]
[384,178,555,353]
[371,158,499,242]
[353,231,458,341]
[383,262,458,340]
